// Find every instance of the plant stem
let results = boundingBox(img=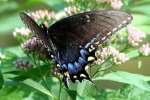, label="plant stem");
[58,78,62,100]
